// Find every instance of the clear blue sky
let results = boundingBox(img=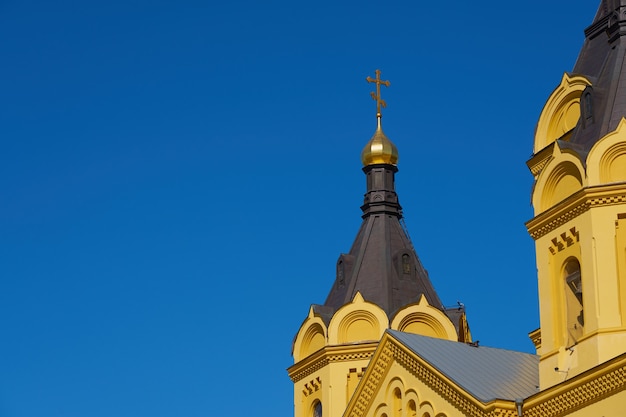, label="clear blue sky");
[0,1,600,416]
